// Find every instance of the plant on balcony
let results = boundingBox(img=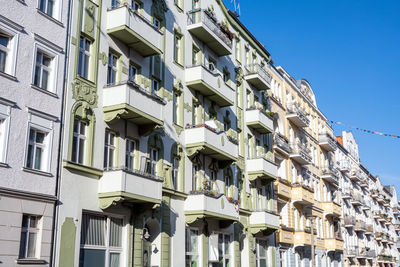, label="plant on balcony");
[226,196,240,206]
